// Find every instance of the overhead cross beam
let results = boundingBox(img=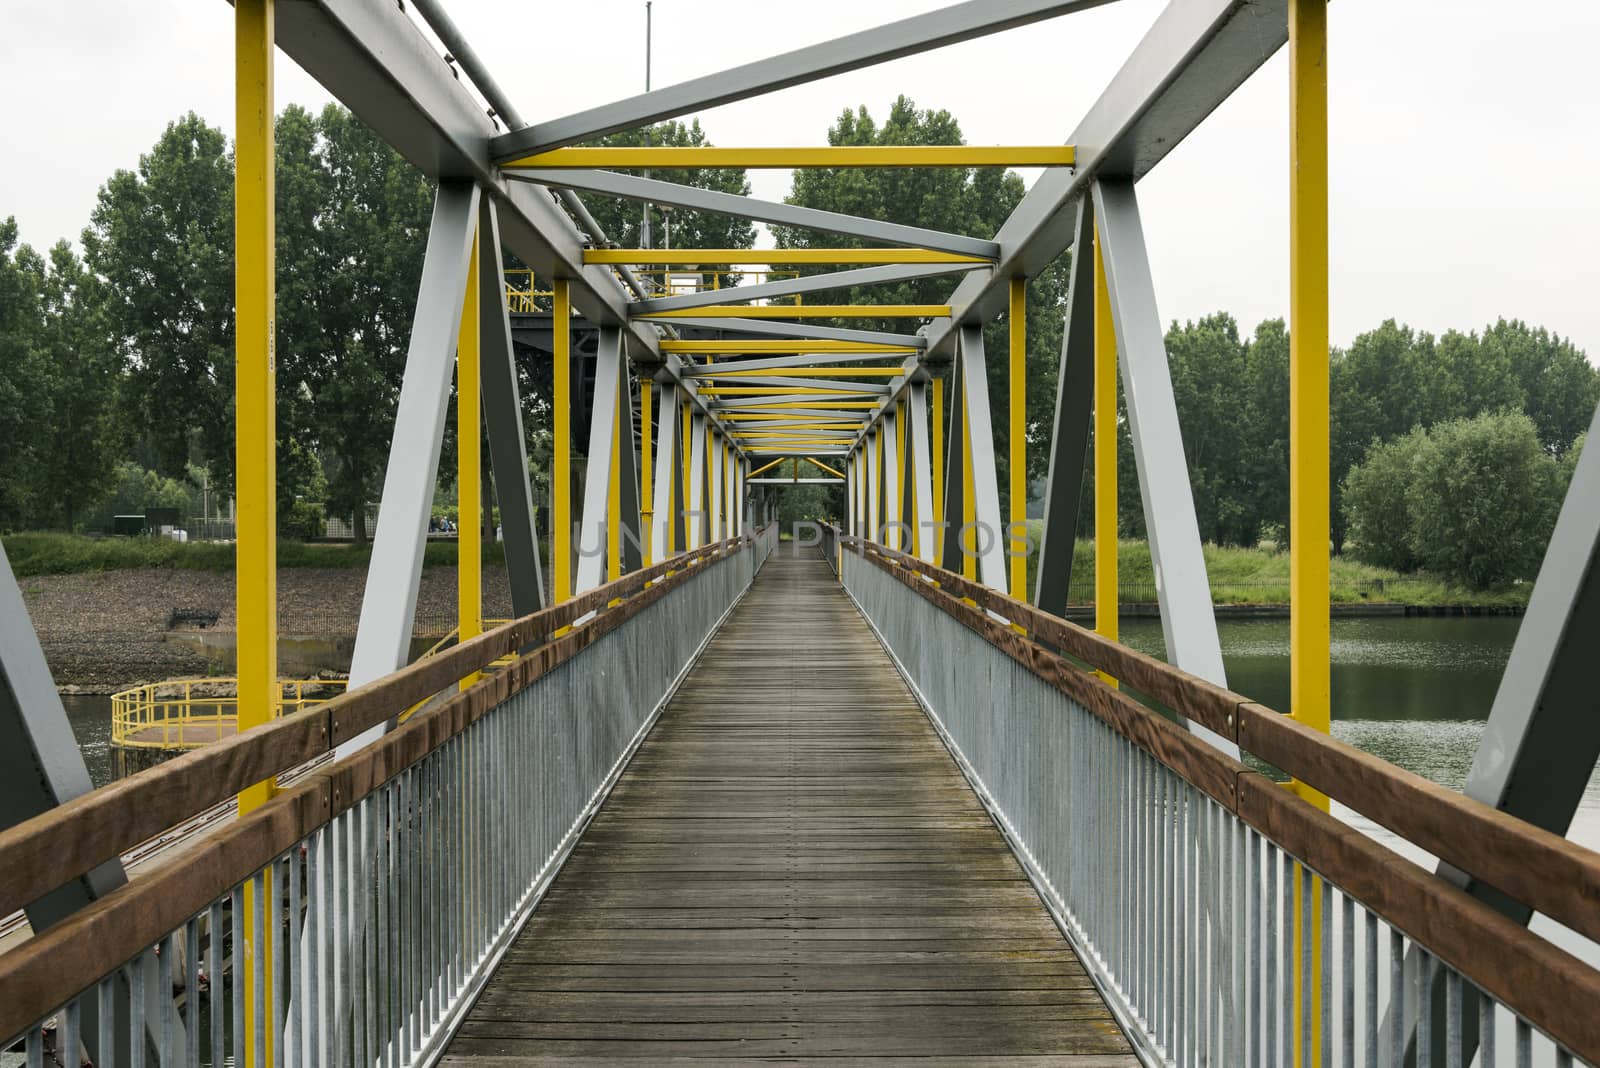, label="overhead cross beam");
[655,319,926,348]
[629,262,986,316]
[504,145,1074,169]
[509,170,998,258]
[489,0,1117,158]
[591,249,990,265]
